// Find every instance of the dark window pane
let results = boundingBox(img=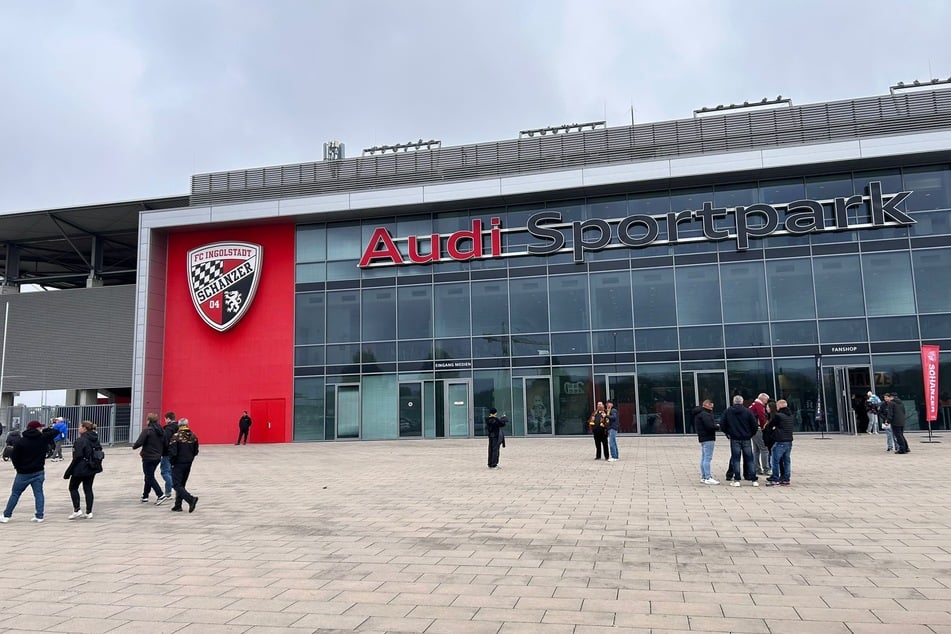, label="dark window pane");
[398,286,433,339]
[902,165,951,211]
[635,328,678,351]
[509,277,549,334]
[913,248,951,313]
[511,333,550,356]
[867,317,919,341]
[361,342,395,363]
[771,320,817,345]
[766,259,816,320]
[675,265,722,325]
[592,330,633,354]
[295,292,325,344]
[362,288,396,341]
[435,283,471,337]
[549,274,589,331]
[471,280,509,335]
[326,291,360,342]
[398,339,433,361]
[435,338,471,360]
[294,345,324,366]
[813,256,864,318]
[296,225,326,263]
[680,326,723,349]
[590,272,633,330]
[326,222,363,261]
[819,318,868,343]
[725,323,770,347]
[861,252,915,316]
[473,335,509,358]
[326,343,361,364]
[720,262,767,322]
[550,332,591,354]
[629,191,671,216]
[587,196,627,220]
[633,268,676,327]
[713,183,757,208]
[759,178,805,205]
[920,314,951,339]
